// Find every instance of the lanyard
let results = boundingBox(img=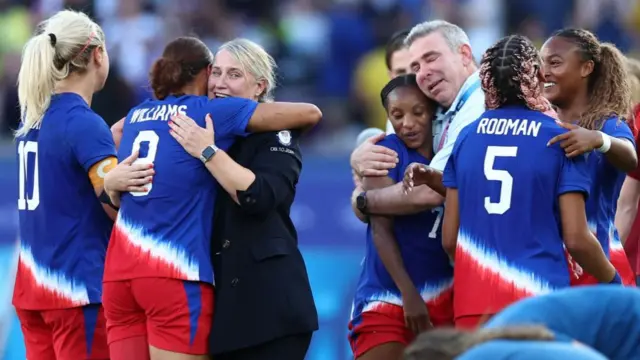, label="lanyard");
[437,79,481,151]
